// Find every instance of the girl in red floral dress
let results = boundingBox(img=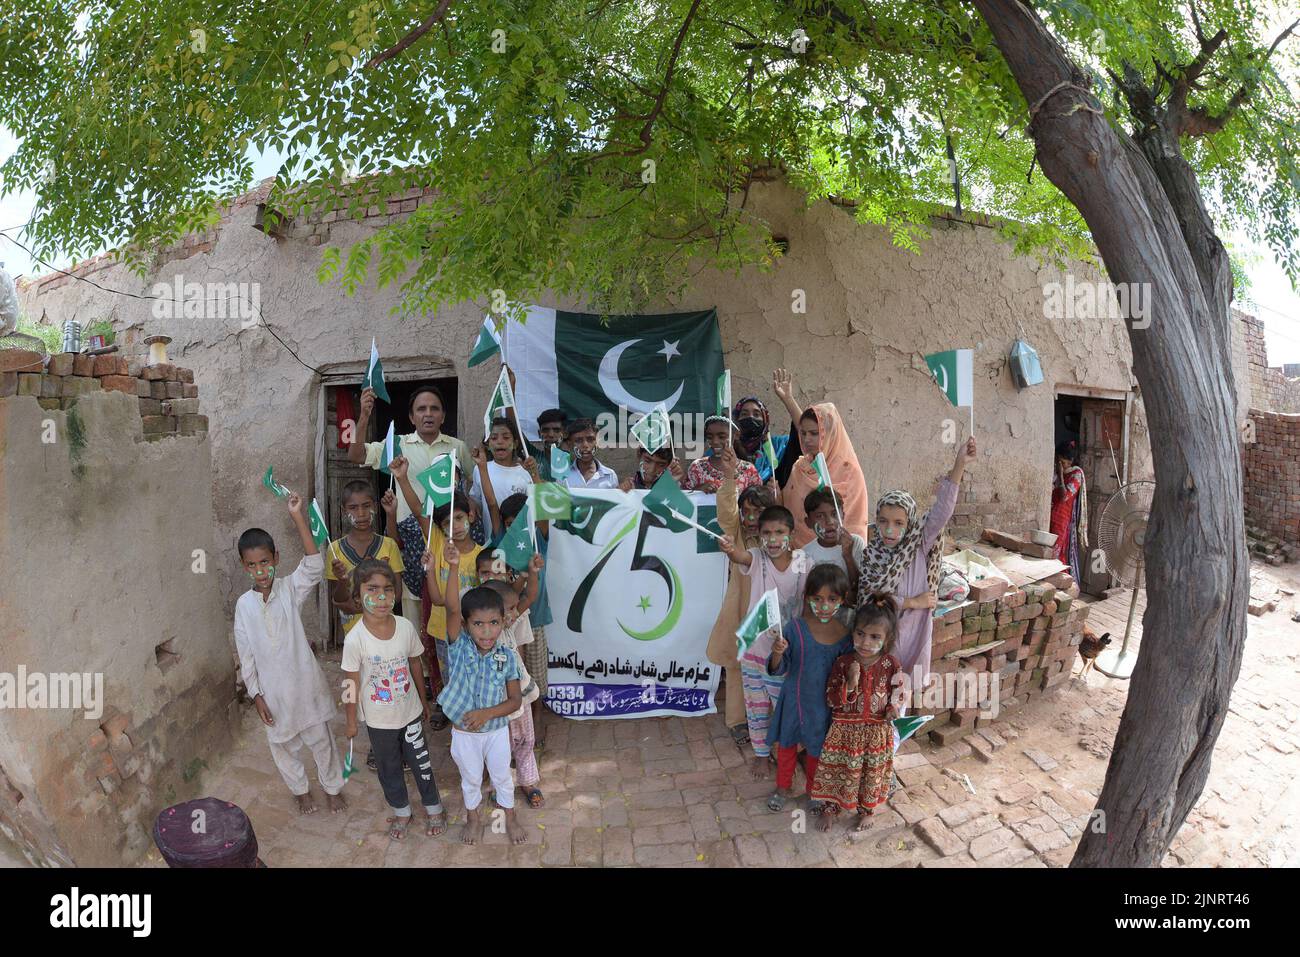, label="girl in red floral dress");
[809,594,906,831]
